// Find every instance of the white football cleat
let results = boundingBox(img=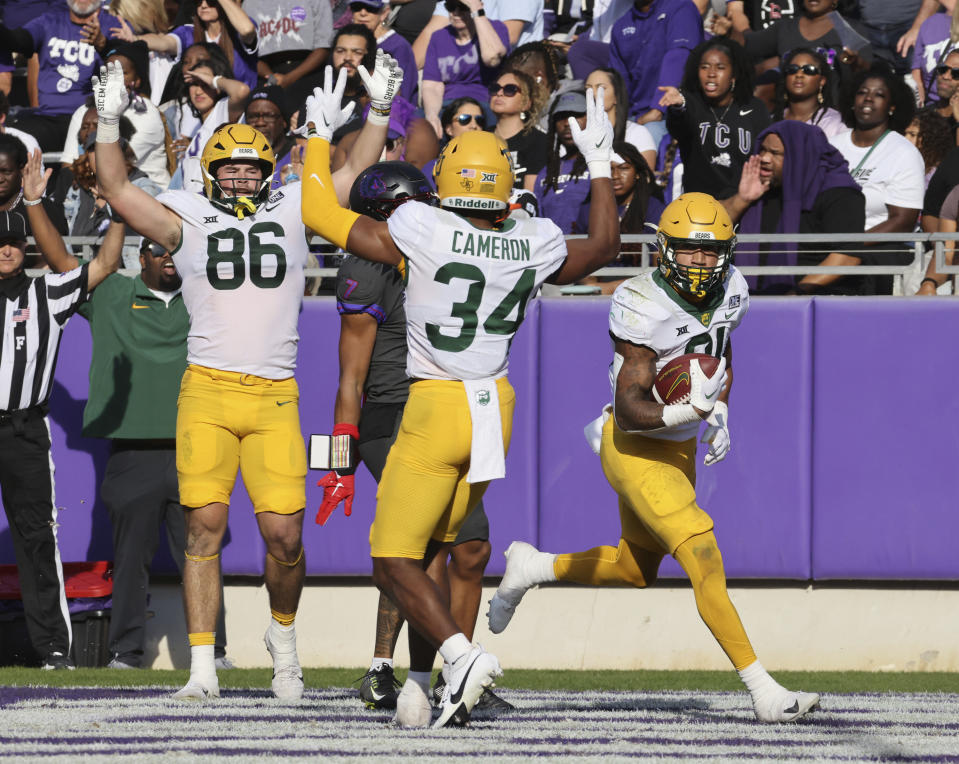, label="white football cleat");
[433,645,503,729]
[752,687,820,723]
[487,541,542,634]
[265,625,304,701]
[172,676,219,701]
[392,679,433,728]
